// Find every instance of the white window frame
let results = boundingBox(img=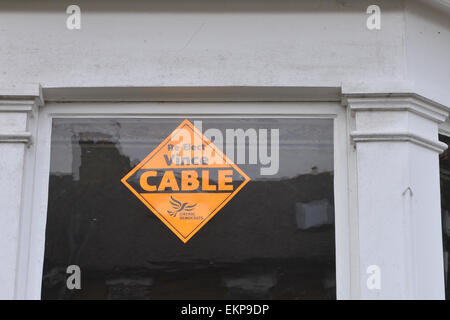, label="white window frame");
[17,99,356,300]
